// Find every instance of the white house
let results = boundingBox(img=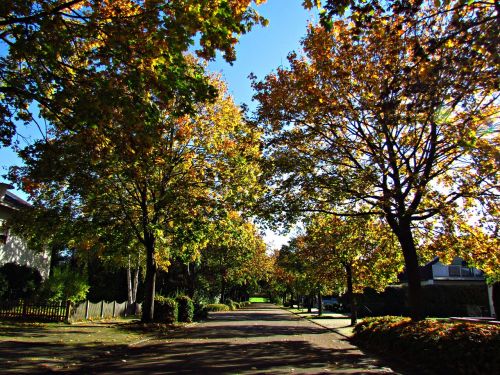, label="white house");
[0,182,50,279]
